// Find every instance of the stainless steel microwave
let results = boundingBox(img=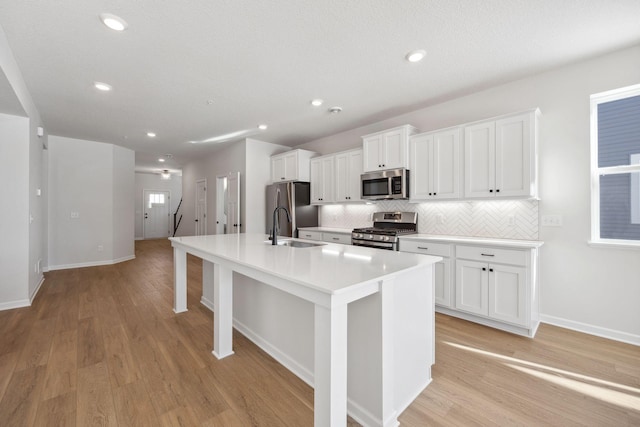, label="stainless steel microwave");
[361,168,410,200]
